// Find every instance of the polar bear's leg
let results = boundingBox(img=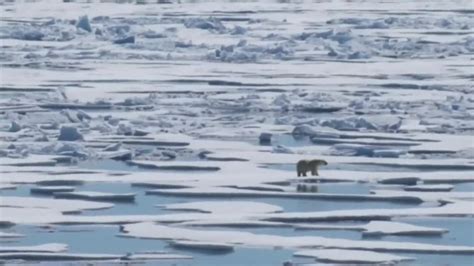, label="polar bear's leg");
[297,160,309,177]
